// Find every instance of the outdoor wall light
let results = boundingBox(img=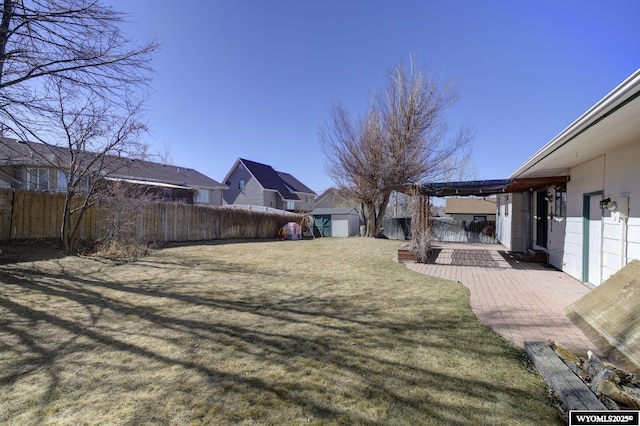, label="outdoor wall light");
[599,198,618,211]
